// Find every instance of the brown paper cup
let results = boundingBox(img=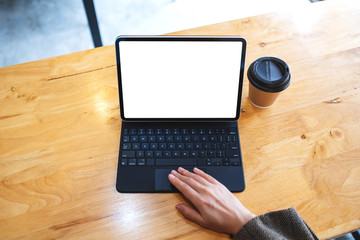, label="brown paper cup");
[248,83,281,108]
[247,57,291,108]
